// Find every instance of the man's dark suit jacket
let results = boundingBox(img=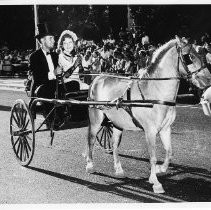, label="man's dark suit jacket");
[29,48,58,96]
